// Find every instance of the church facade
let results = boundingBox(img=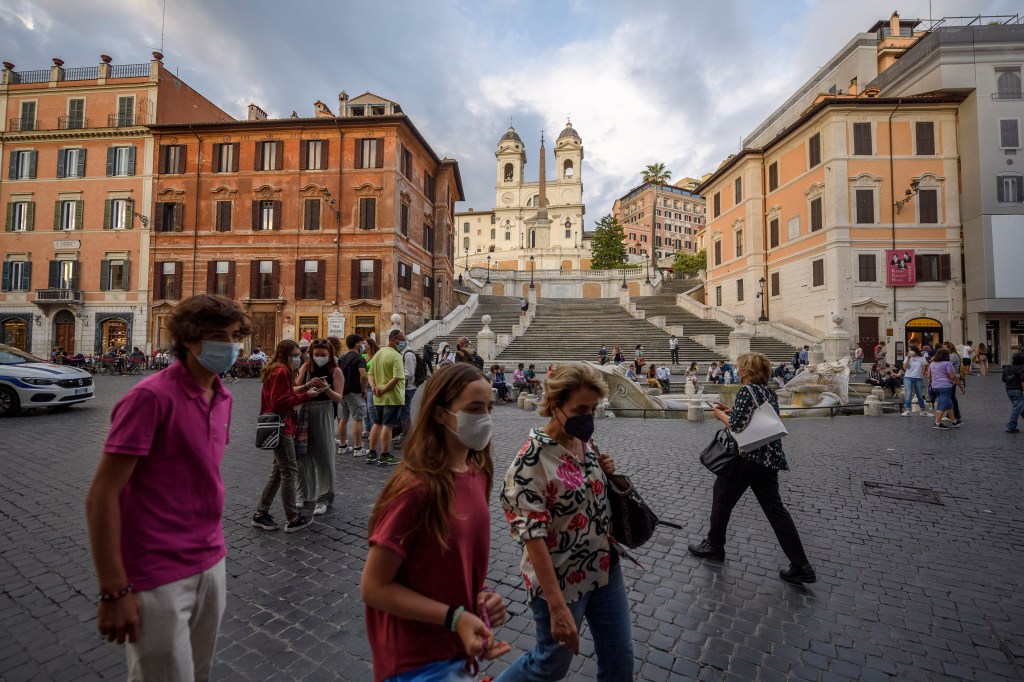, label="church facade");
[455,122,590,274]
